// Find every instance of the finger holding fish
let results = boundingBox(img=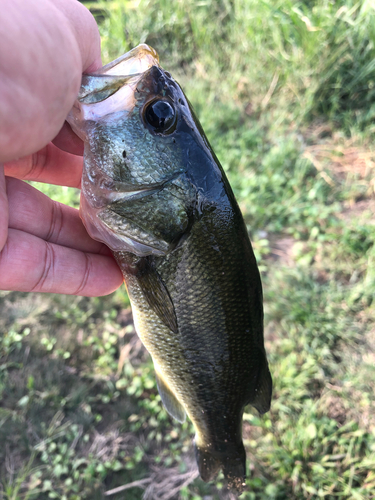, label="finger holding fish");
[6,177,107,254]
[0,229,122,296]
[4,142,83,188]
[0,174,123,296]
